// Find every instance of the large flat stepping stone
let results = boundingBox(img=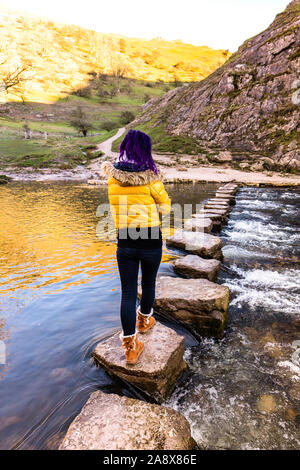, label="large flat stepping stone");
[184,217,212,233]
[173,254,221,281]
[217,188,237,195]
[166,230,223,259]
[93,322,186,403]
[154,276,230,338]
[214,194,236,206]
[204,203,231,213]
[193,212,224,221]
[199,208,228,217]
[59,390,196,450]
